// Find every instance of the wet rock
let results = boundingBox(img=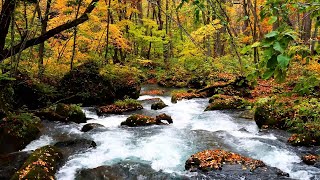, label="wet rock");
[58,61,116,106]
[302,154,319,165]
[36,103,86,124]
[0,151,31,180]
[140,98,163,104]
[155,113,173,124]
[151,99,168,110]
[238,110,254,119]
[11,145,62,180]
[96,99,143,115]
[287,134,319,146]
[81,123,105,132]
[121,114,157,127]
[185,149,290,179]
[75,161,177,180]
[54,139,97,158]
[205,95,248,111]
[0,113,41,154]
[185,149,266,172]
[171,91,206,103]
